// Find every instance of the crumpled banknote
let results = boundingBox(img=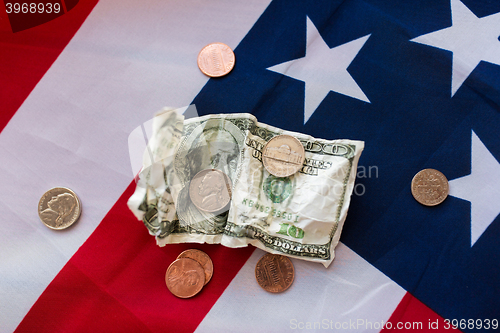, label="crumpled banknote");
[127,108,364,267]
